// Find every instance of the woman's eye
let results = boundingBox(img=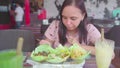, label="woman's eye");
[71,17,77,20]
[62,17,67,19]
